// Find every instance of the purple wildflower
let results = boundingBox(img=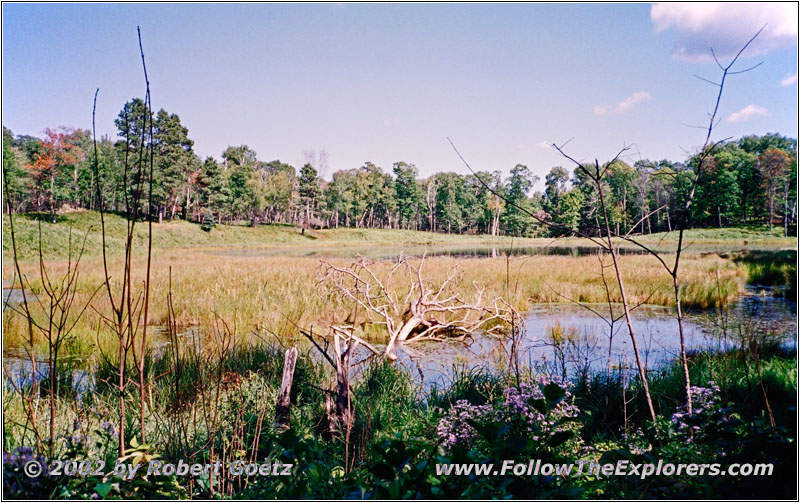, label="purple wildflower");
[437,377,580,451]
